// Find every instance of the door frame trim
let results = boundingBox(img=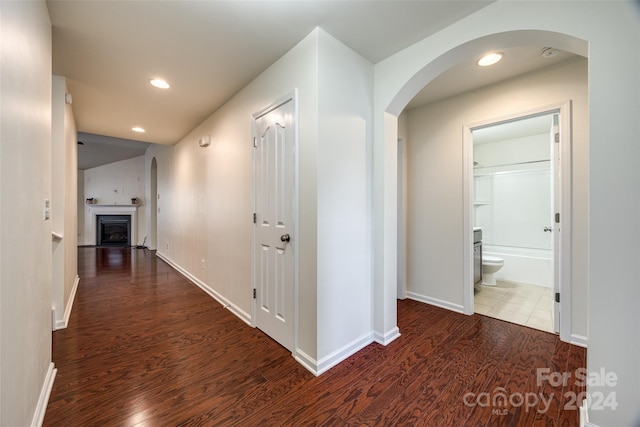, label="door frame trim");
[462,100,572,342]
[251,90,299,354]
